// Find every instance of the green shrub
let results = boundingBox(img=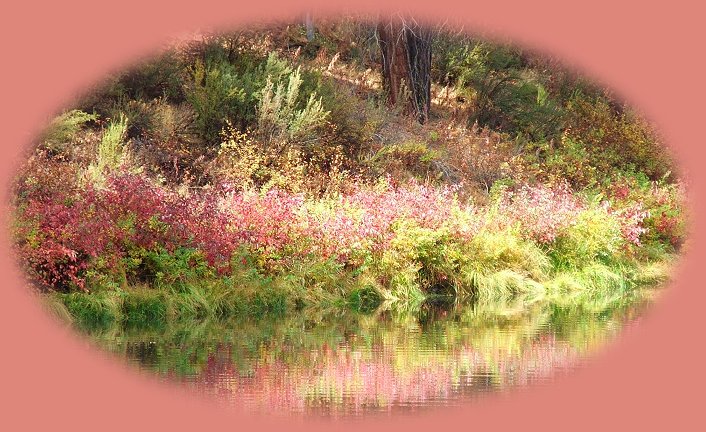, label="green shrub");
[549,205,624,269]
[443,128,516,193]
[40,110,98,154]
[103,98,158,139]
[313,78,385,150]
[138,247,214,291]
[348,285,383,313]
[537,136,601,188]
[99,114,128,166]
[183,50,329,145]
[372,222,454,301]
[184,58,247,142]
[117,52,186,102]
[433,38,564,141]
[562,93,672,182]
[214,119,349,194]
[112,99,205,184]
[256,66,329,143]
